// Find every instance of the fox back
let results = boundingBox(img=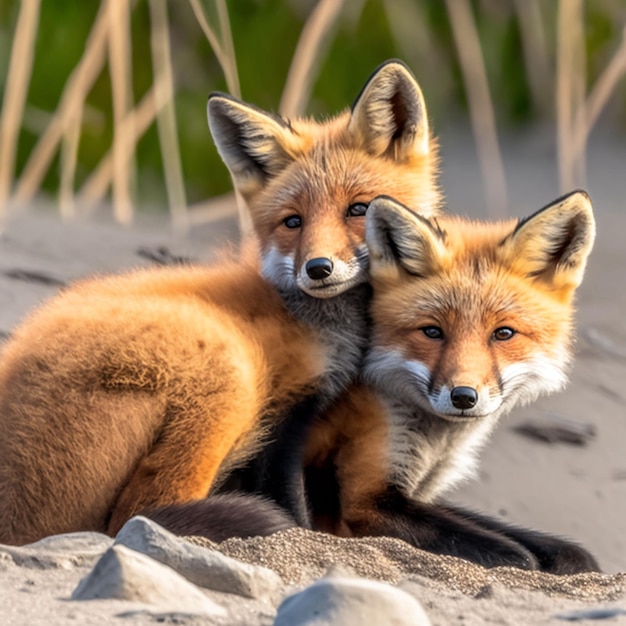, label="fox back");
[0,62,444,545]
[0,260,336,545]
